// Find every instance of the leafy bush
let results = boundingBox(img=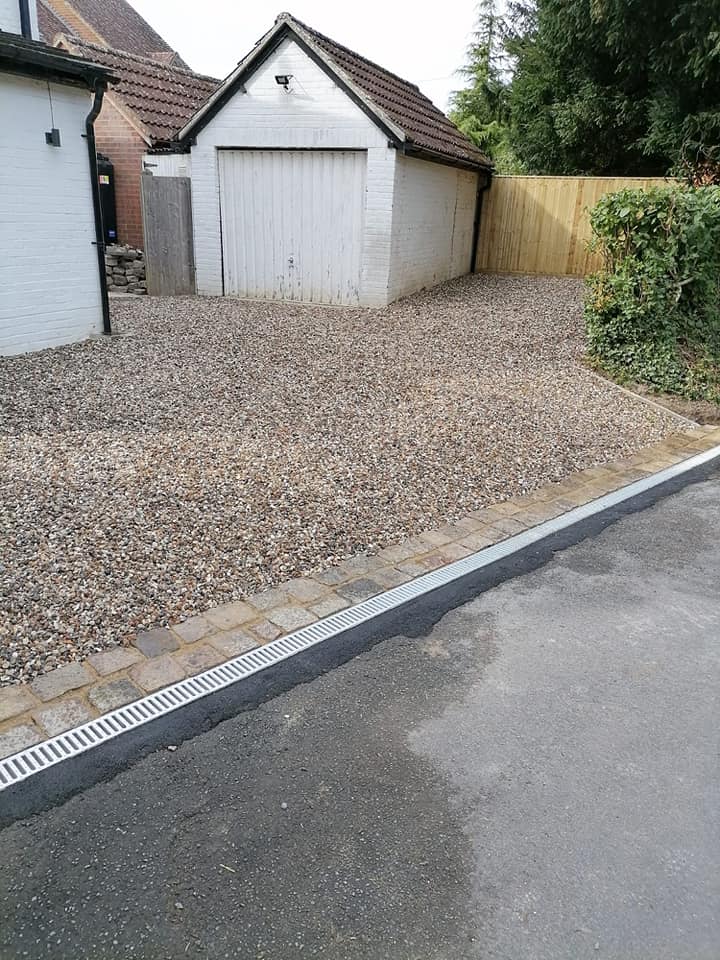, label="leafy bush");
[585,185,720,400]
